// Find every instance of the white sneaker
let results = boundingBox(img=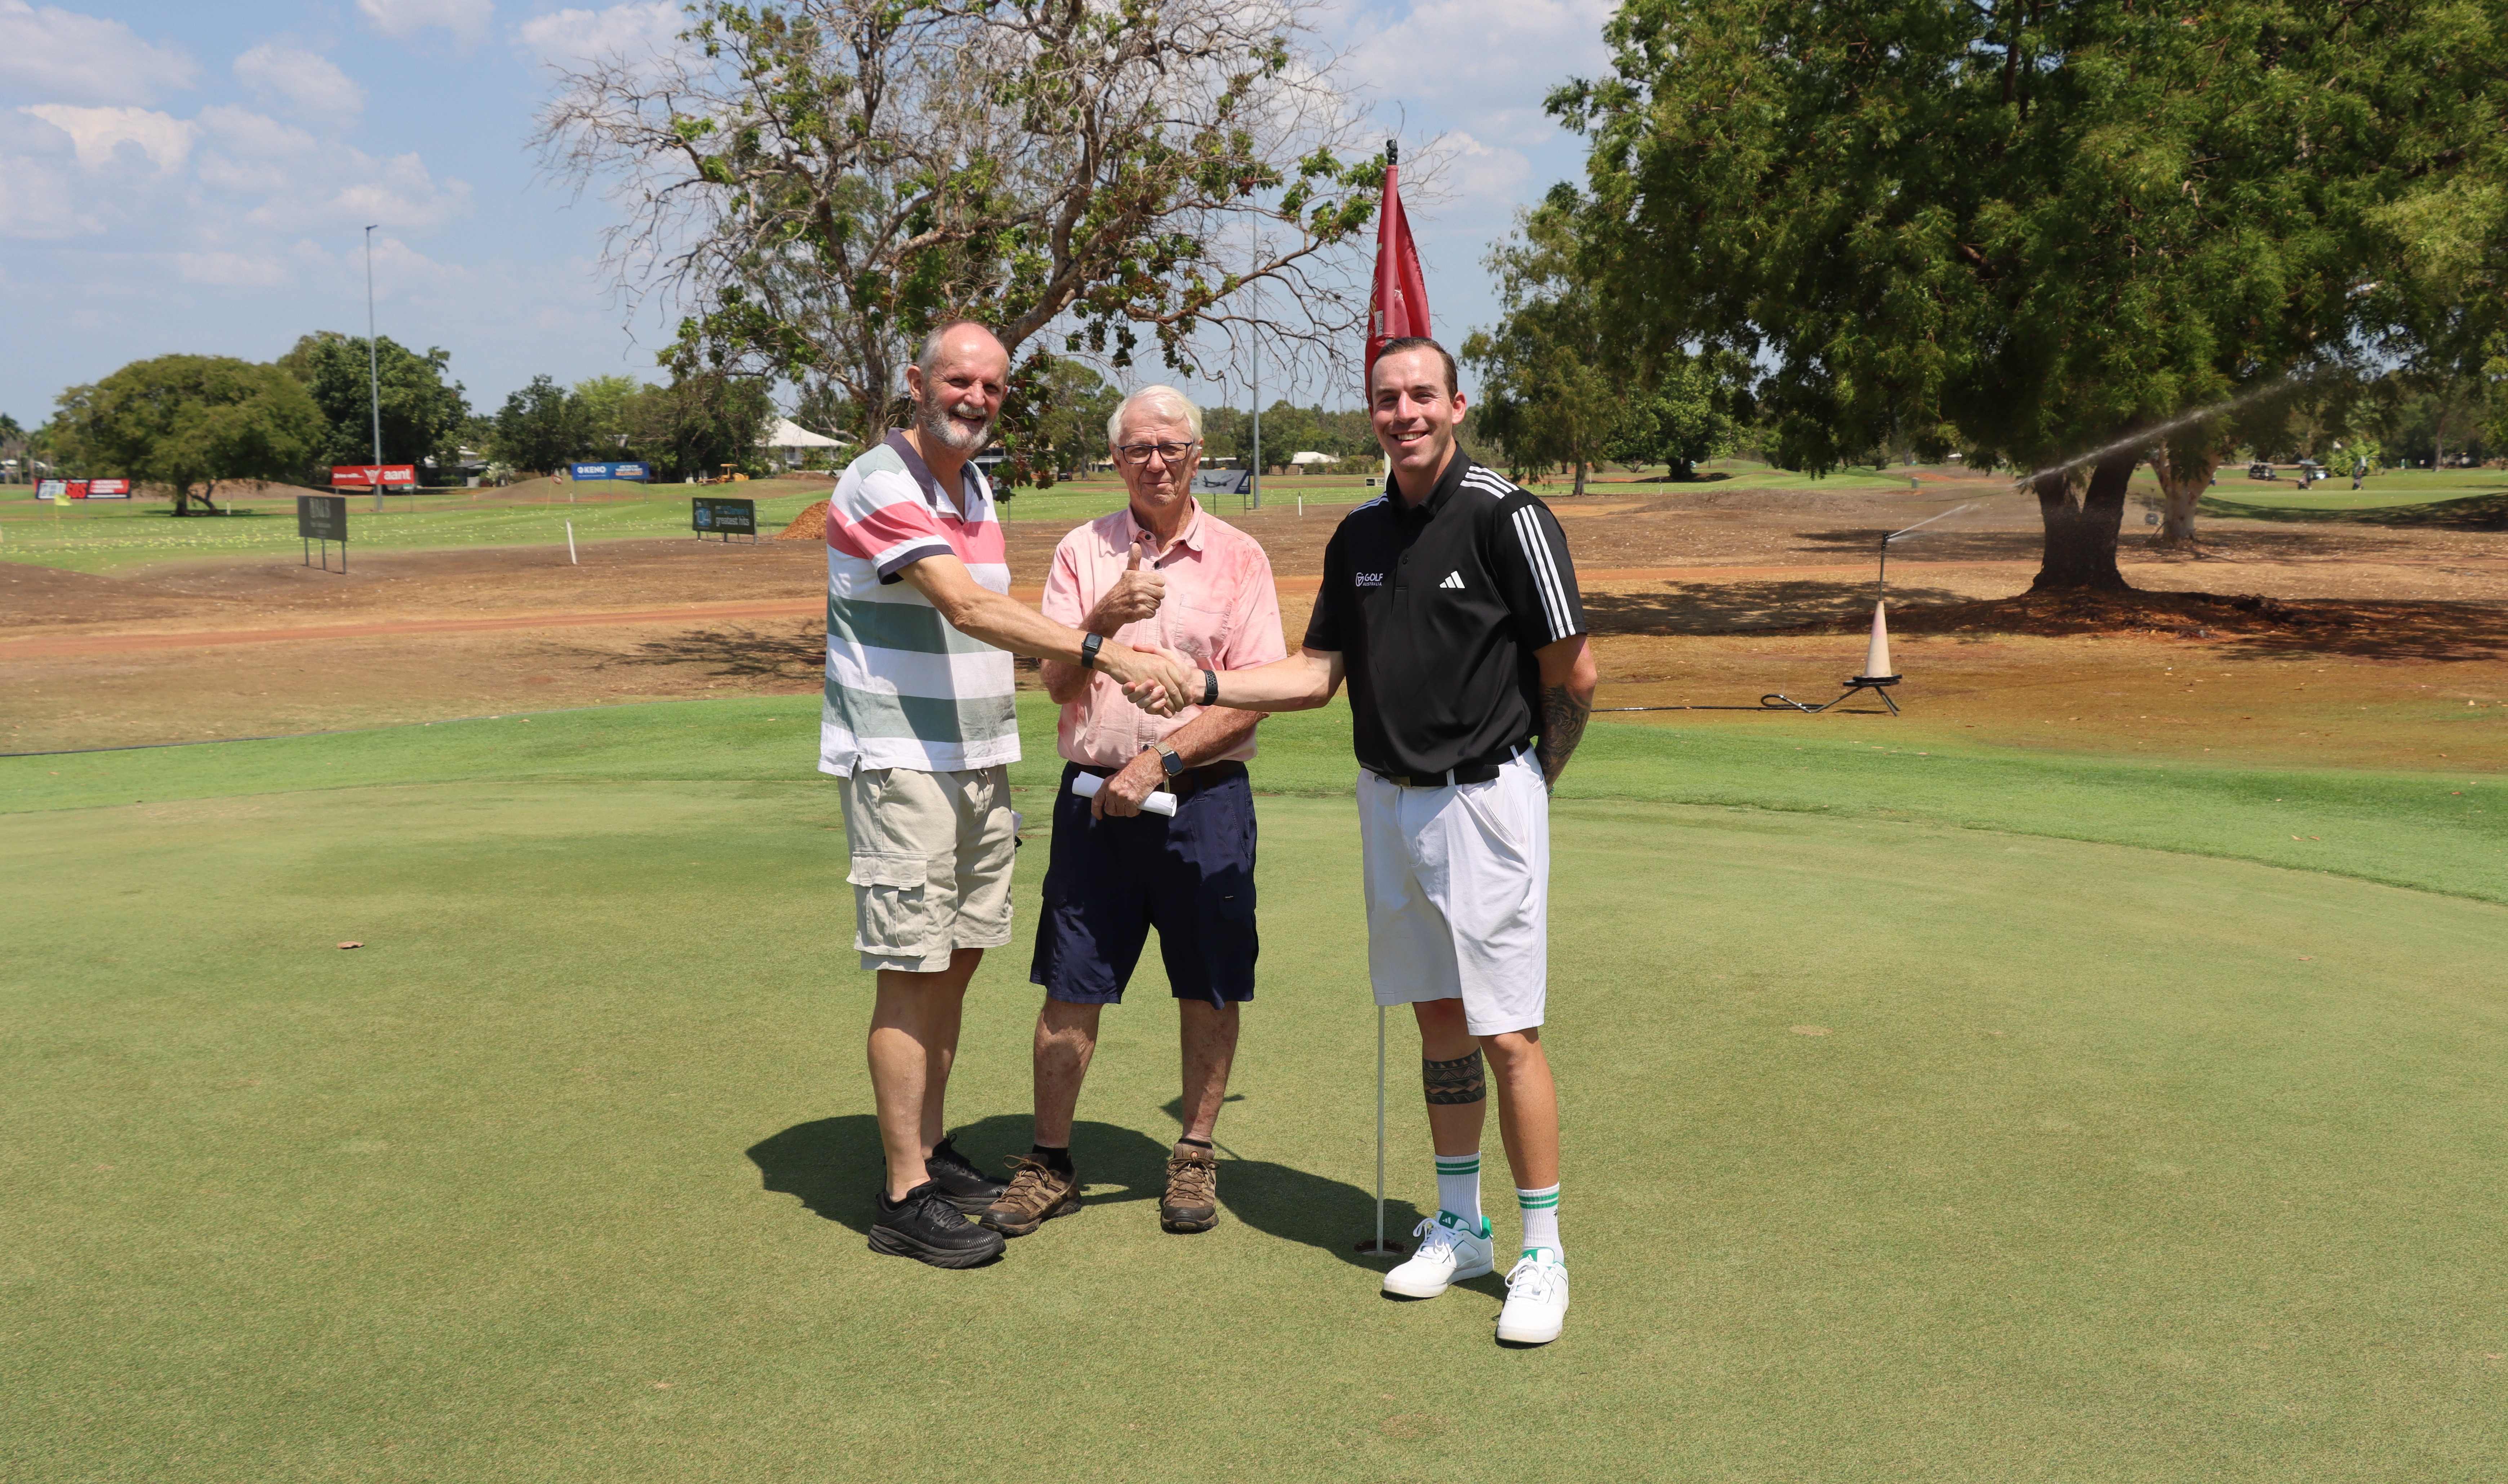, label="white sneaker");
[1496,1248,1570,1344]
[1382,1211,1495,1297]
